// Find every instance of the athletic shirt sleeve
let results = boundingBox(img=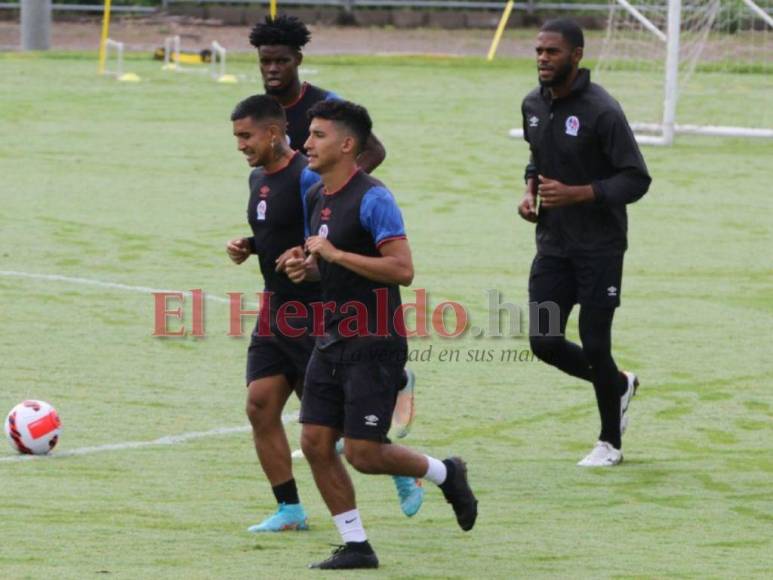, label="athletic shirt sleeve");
[325,91,342,101]
[359,186,407,248]
[300,168,322,239]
